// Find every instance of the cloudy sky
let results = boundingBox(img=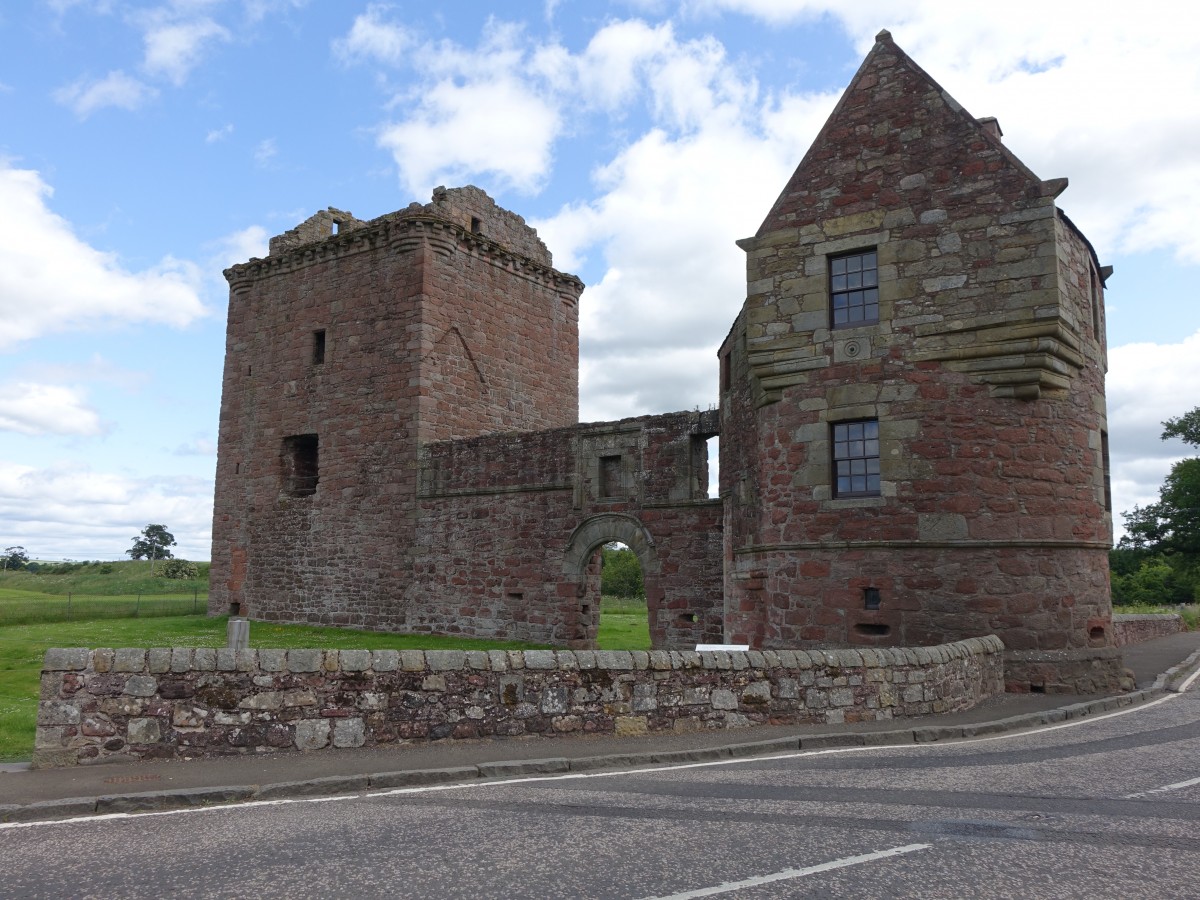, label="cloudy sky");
[1,1,1197,560]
